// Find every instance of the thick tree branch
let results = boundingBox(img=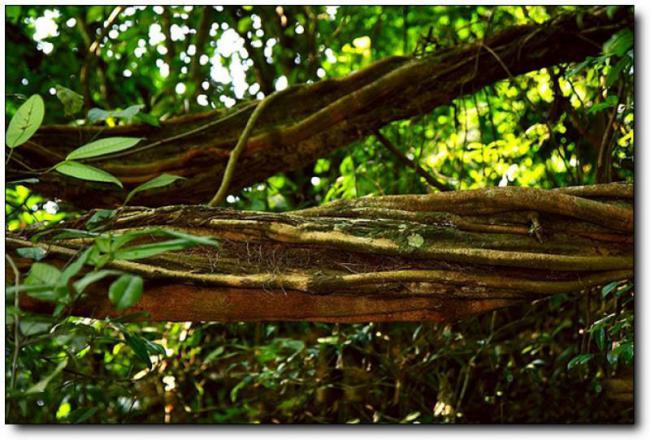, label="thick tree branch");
[7,184,633,322]
[9,8,632,208]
